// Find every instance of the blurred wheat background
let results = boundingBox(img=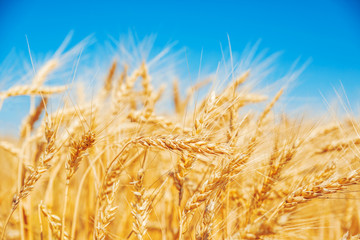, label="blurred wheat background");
[1,1,360,240]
